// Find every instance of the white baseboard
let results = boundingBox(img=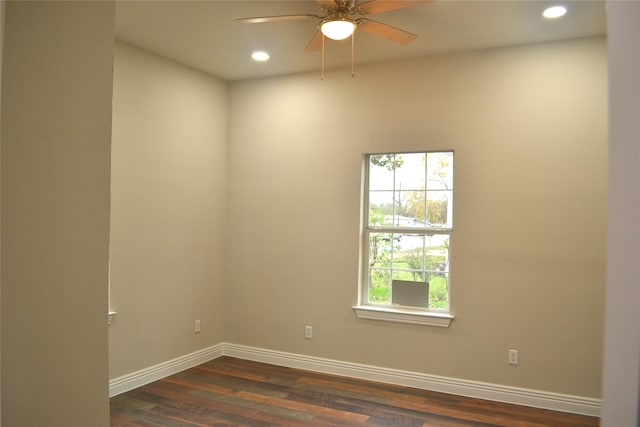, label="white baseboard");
[109,343,224,397]
[109,342,600,417]
[223,343,601,417]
